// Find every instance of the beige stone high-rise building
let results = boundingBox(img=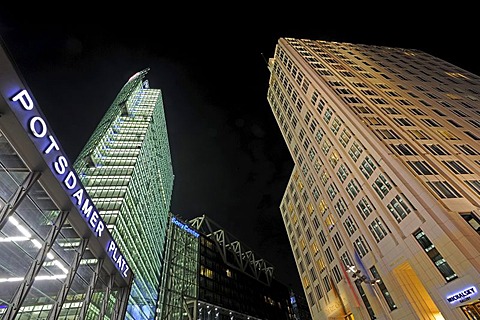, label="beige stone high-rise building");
[267,37,480,320]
